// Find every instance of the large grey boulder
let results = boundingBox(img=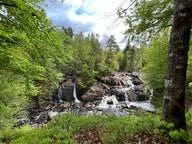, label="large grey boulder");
[81,83,105,102]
